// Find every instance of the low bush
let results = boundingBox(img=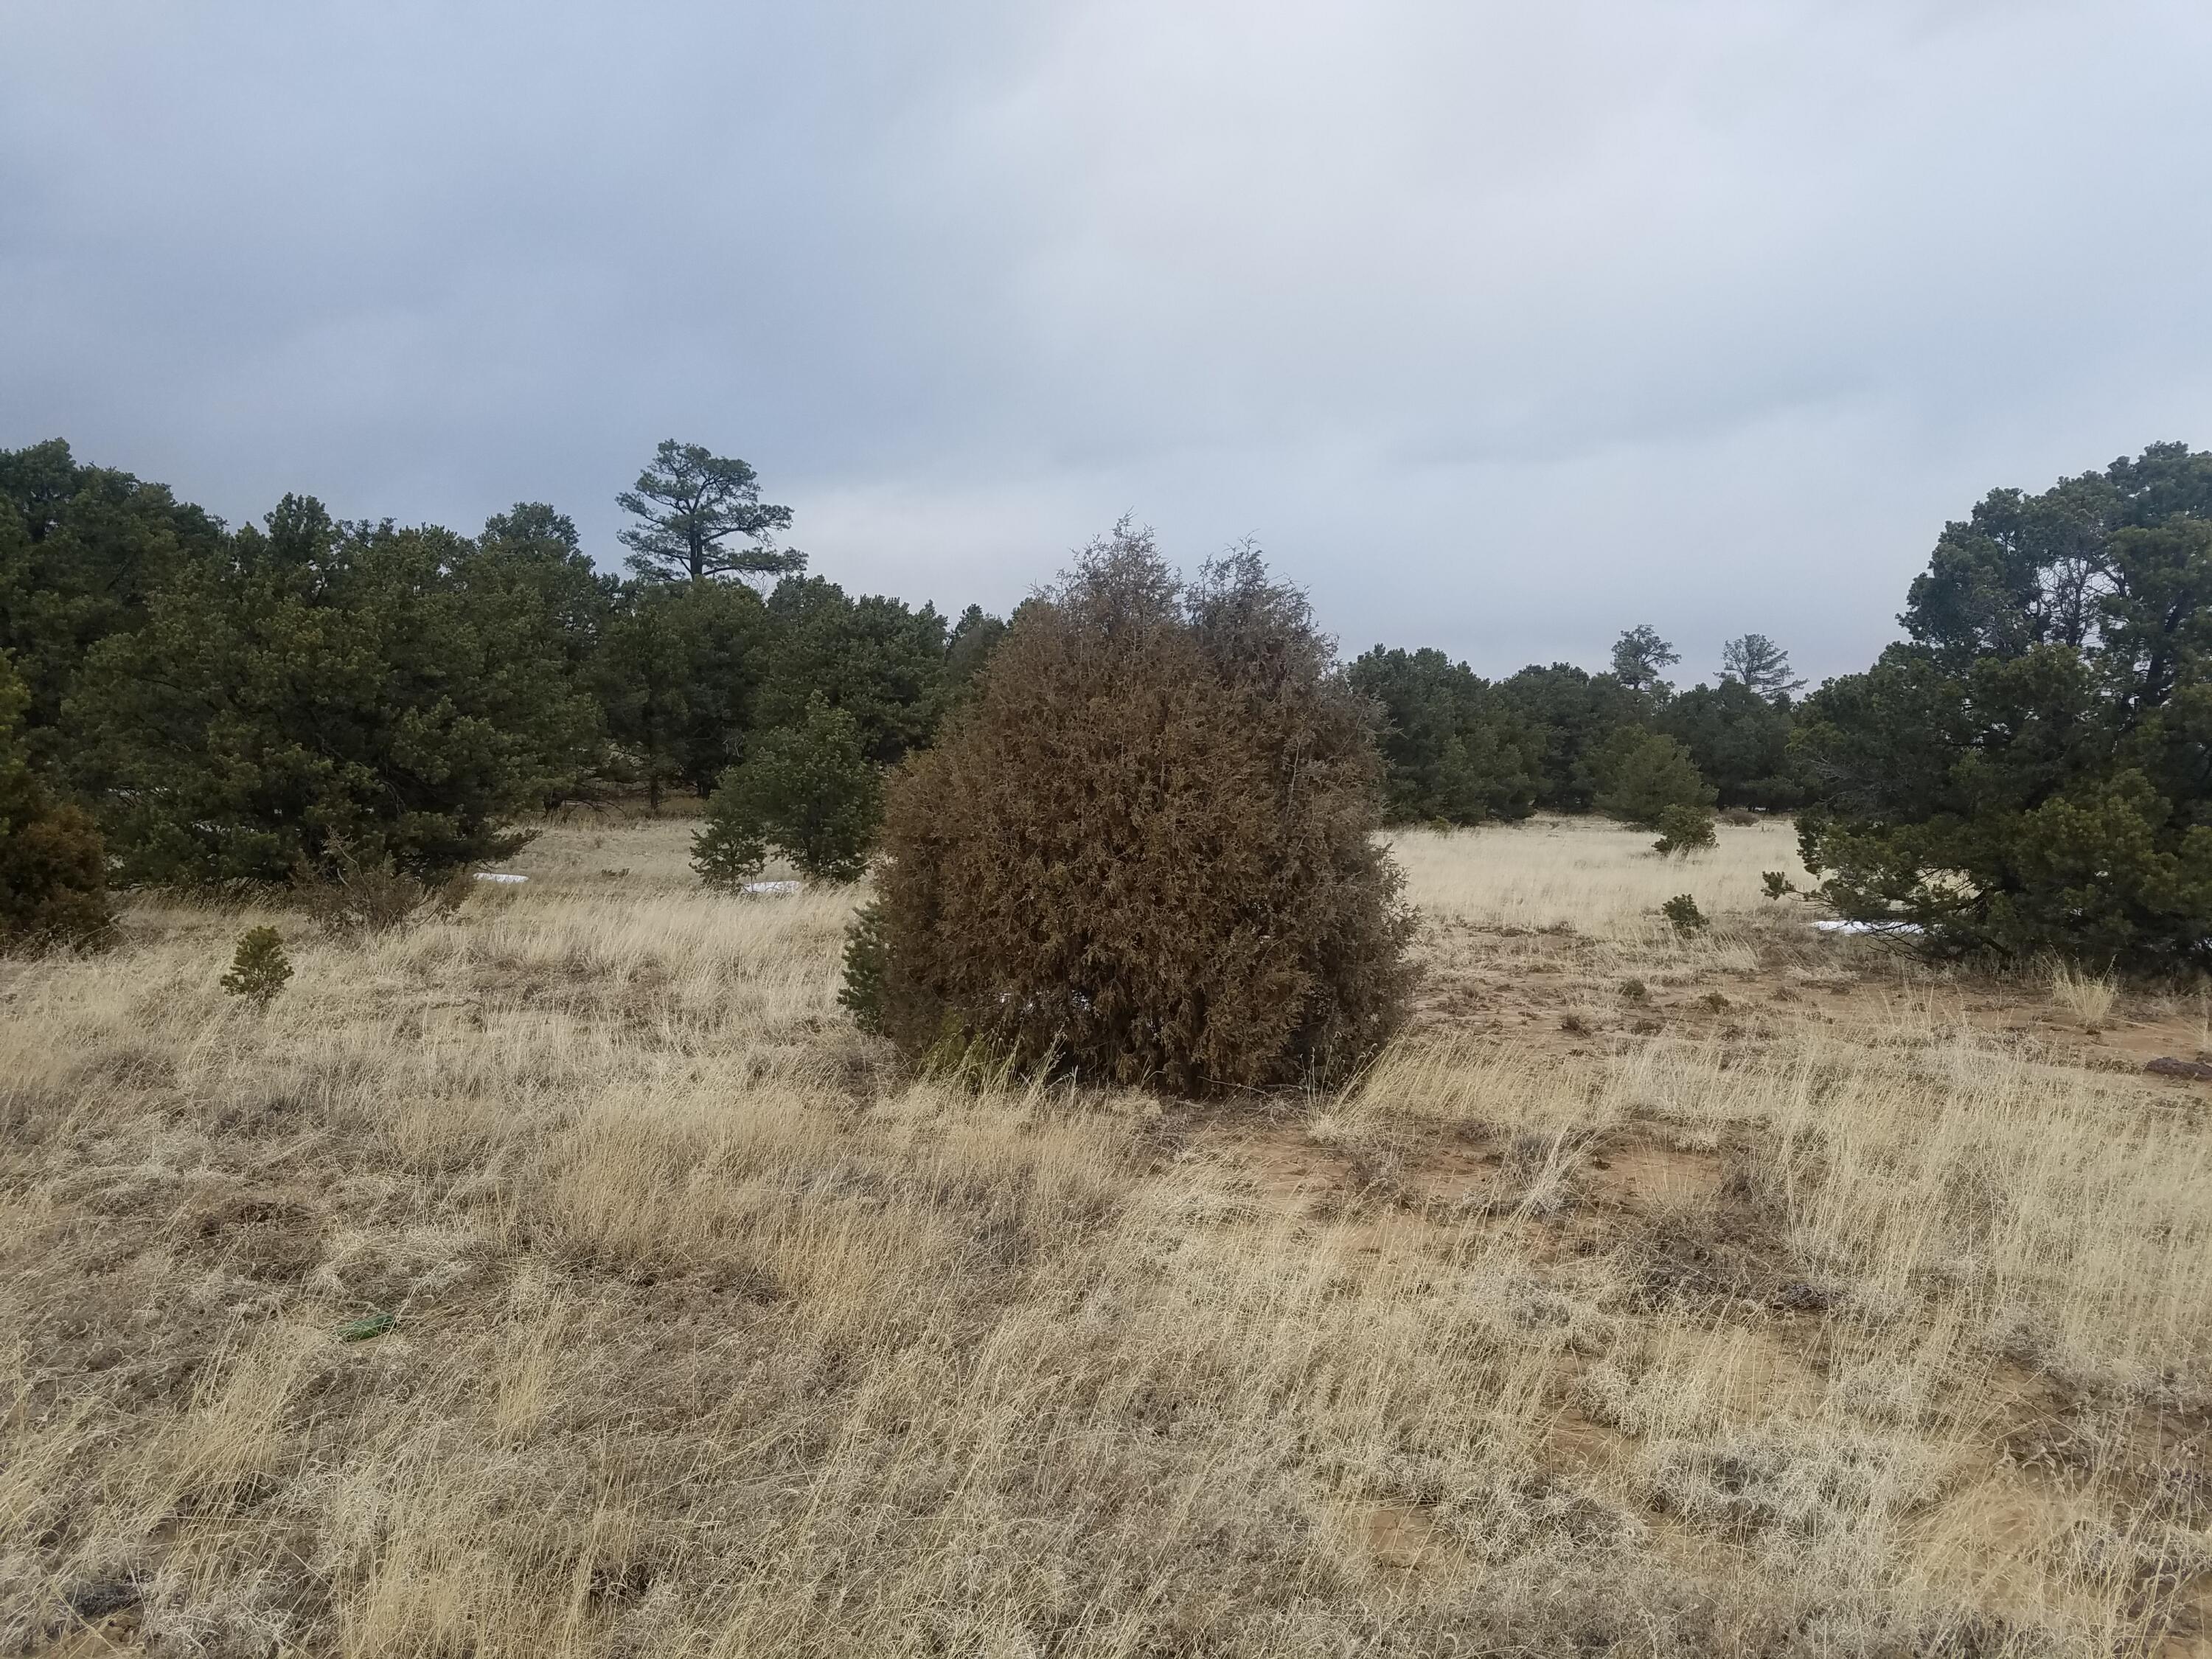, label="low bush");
[1593,729,1716,830]
[294,840,464,936]
[1652,802,1718,857]
[695,695,882,886]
